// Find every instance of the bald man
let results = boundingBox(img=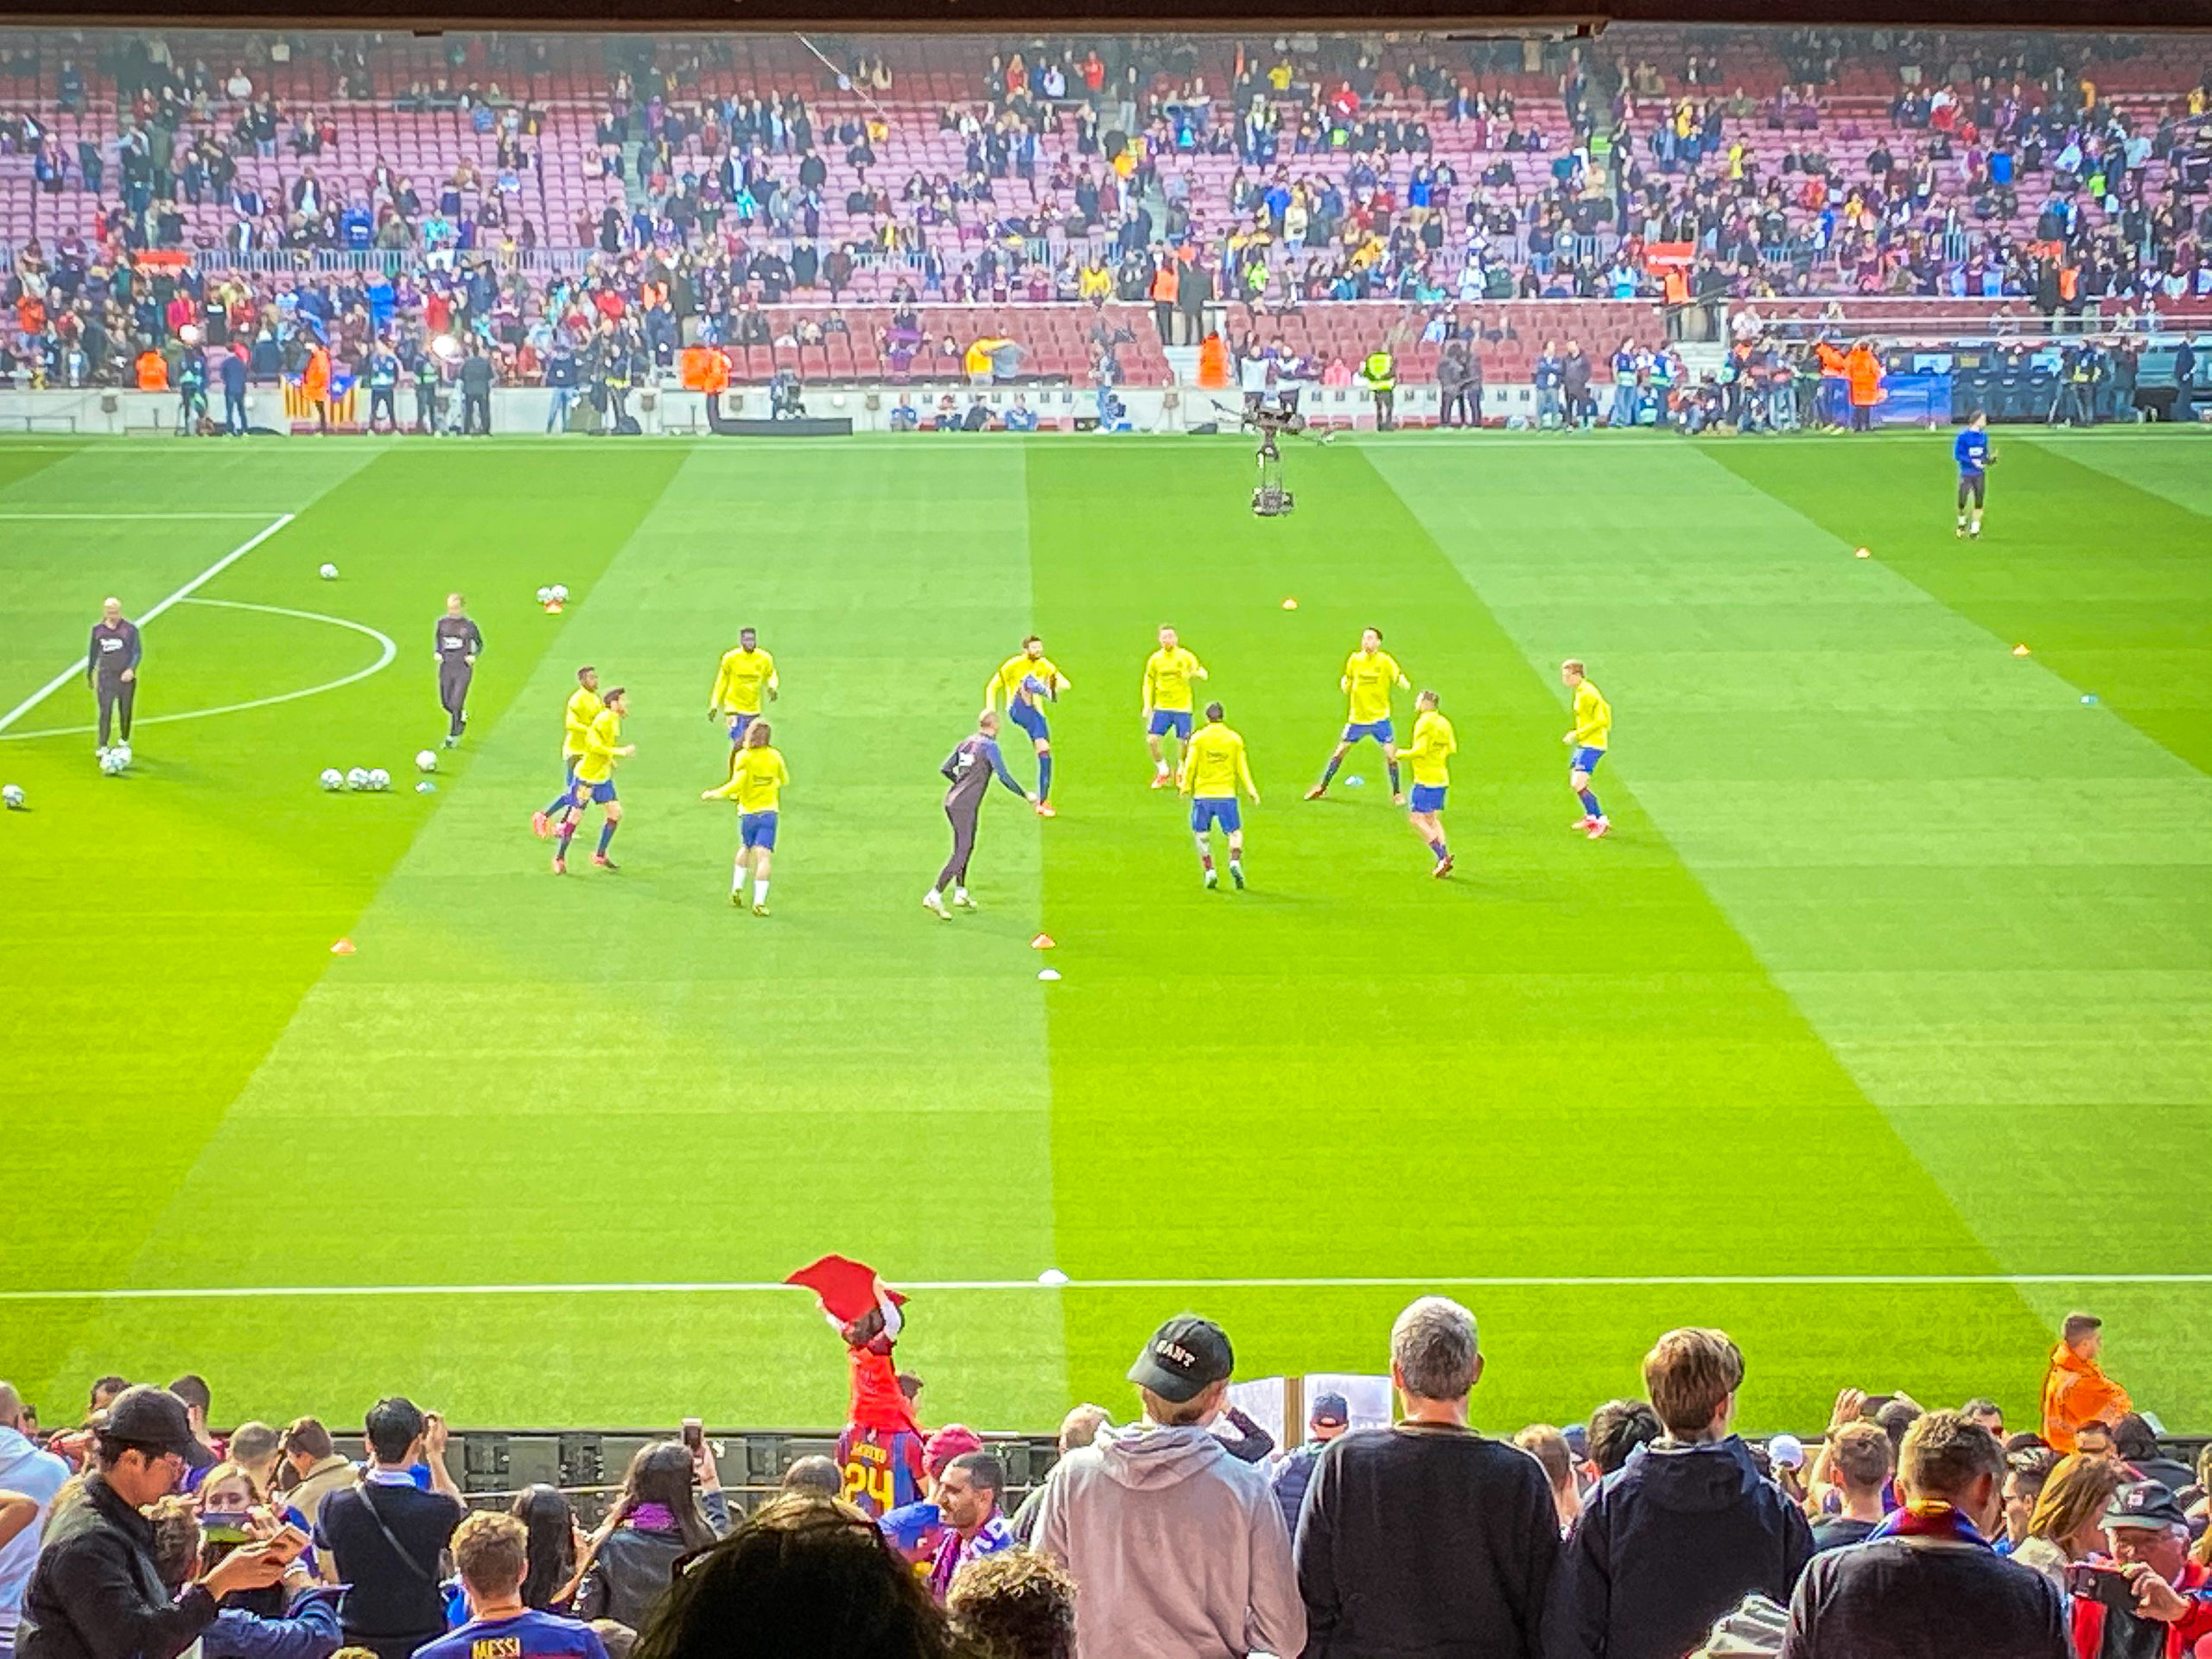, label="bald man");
[434,593,483,748]
[86,597,141,760]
